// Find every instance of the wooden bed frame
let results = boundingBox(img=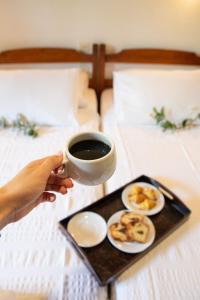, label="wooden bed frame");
[98,43,200,97]
[0,44,99,110]
[0,44,200,113]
